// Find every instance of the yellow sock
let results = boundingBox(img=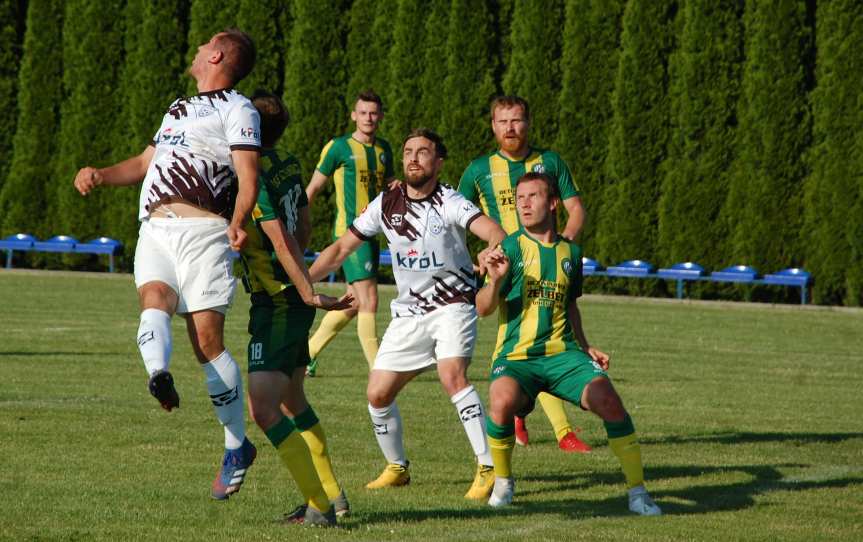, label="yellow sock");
[357,312,378,370]
[537,392,573,441]
[308,310,352,359]
[488,435,515,478]
[608,433,644,488]
[300,423,341,501]
[276,431,331,513]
